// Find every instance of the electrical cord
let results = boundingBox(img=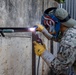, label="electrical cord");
[37,56,40,75]
[35,34,42,75]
